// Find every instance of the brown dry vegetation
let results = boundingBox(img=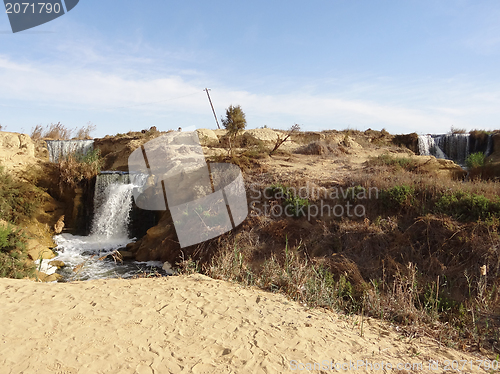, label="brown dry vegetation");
[30,122,96,140]
[169,136,500,356]
[6,126,500,355]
